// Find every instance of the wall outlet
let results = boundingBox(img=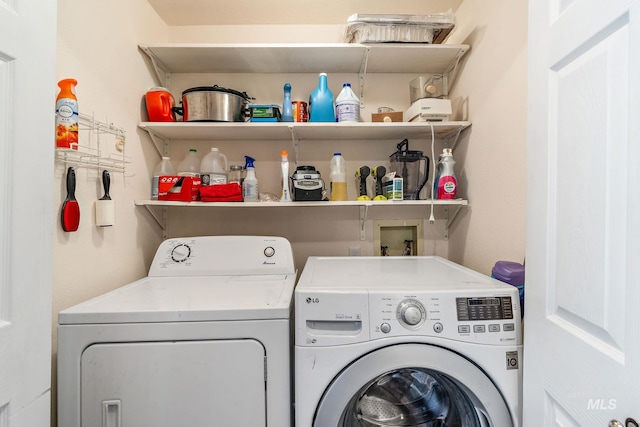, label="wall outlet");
[348,247,361,256]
